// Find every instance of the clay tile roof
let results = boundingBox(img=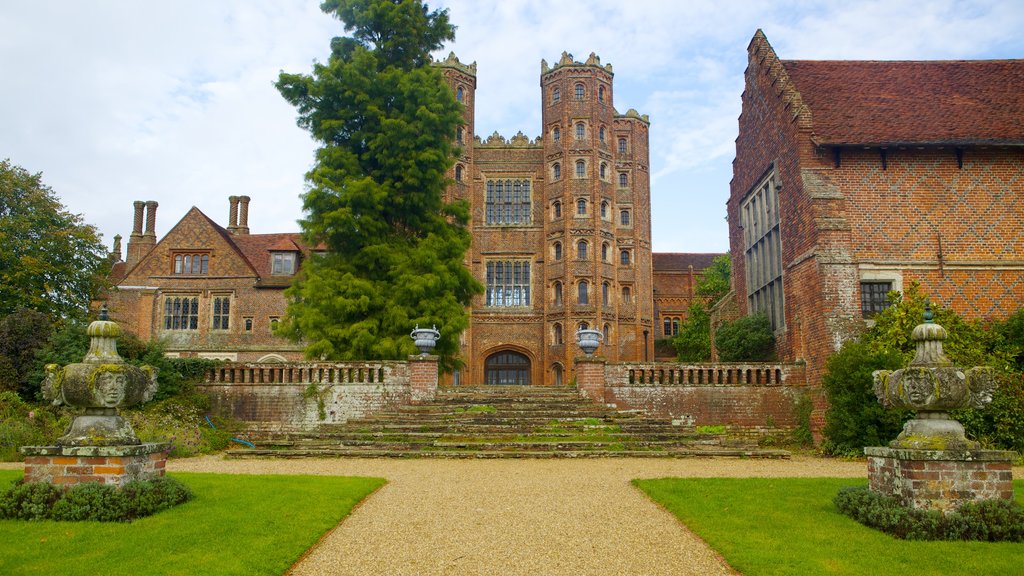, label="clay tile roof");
[652,253,723,272]
[231,233,307,280]
[782,59,1024,146]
